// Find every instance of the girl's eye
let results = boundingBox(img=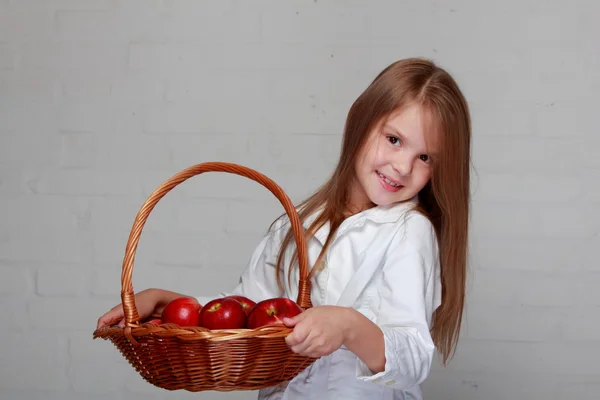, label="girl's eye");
[387,136,401,147]
[419,154,431,163]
